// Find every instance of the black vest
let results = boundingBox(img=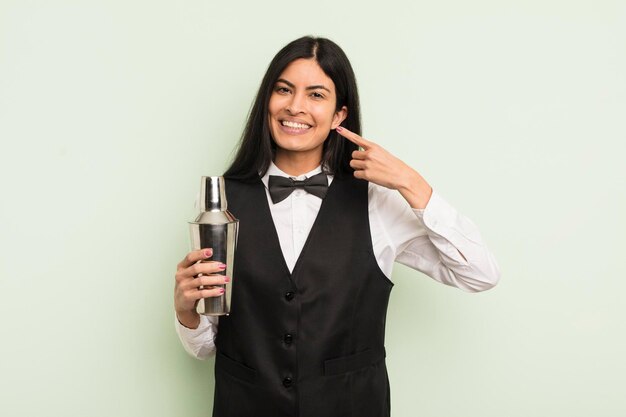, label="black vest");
[213,176,394,417]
